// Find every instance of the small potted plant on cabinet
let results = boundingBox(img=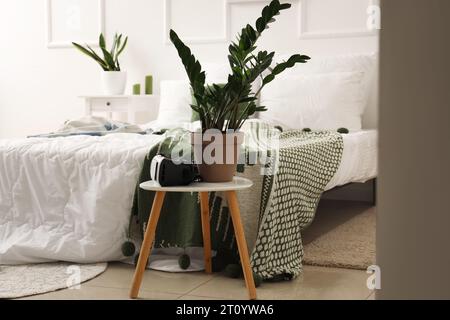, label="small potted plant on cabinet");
[73,33,128,95]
